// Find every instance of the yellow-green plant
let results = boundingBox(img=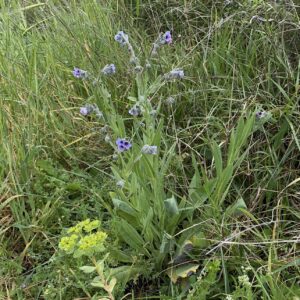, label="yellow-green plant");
[59,219,116,300]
